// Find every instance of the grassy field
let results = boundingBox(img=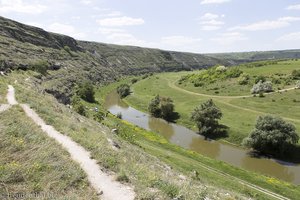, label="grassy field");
[2,72,300,199]
[125,60,300,145]
[0,106,98,200]
[177,60,300,96]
